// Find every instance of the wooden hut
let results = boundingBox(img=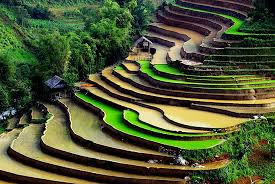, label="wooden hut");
[44,75,68,101]
[133,36,153,53]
